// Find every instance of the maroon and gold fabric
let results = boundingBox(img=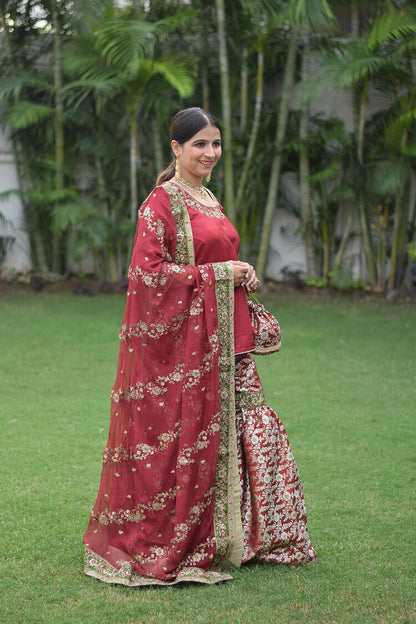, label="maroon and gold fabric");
[235,356,316,565]
[83,181,316,586]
